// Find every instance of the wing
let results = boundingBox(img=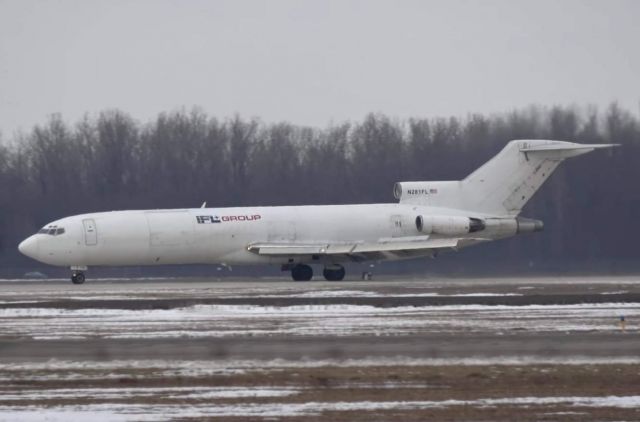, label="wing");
[247,236,488,262]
